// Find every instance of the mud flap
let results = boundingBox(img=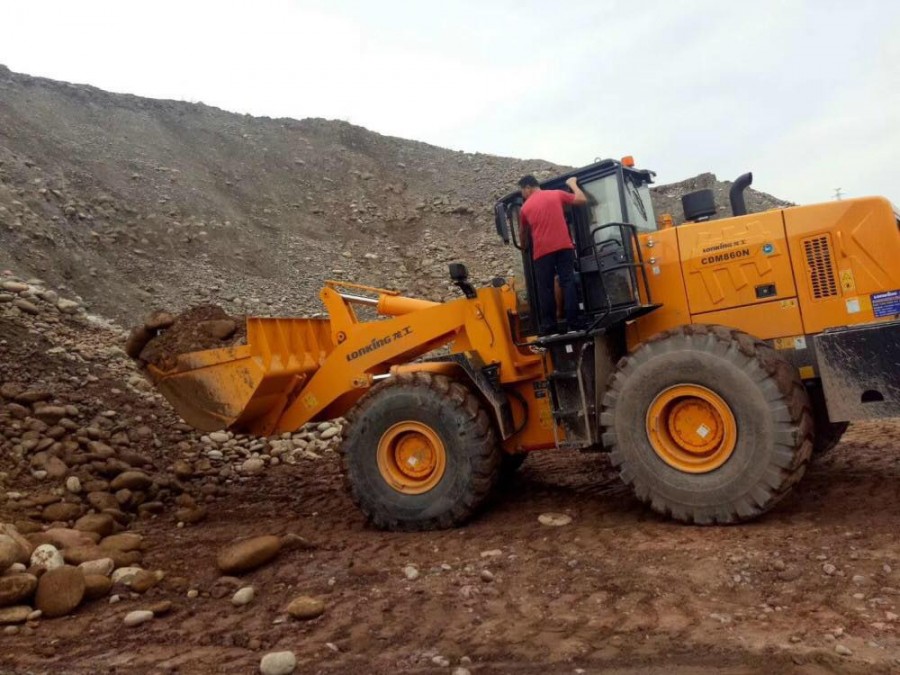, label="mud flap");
[815,320,900,422]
